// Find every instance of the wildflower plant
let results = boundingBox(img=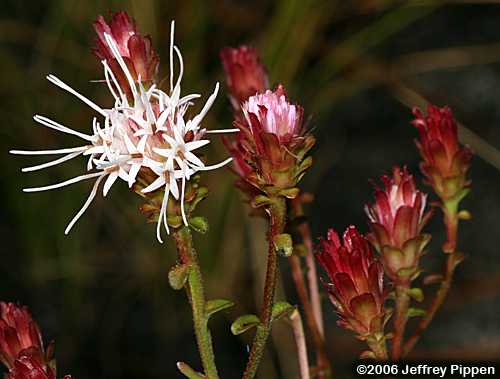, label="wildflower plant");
[5,9,475,379]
